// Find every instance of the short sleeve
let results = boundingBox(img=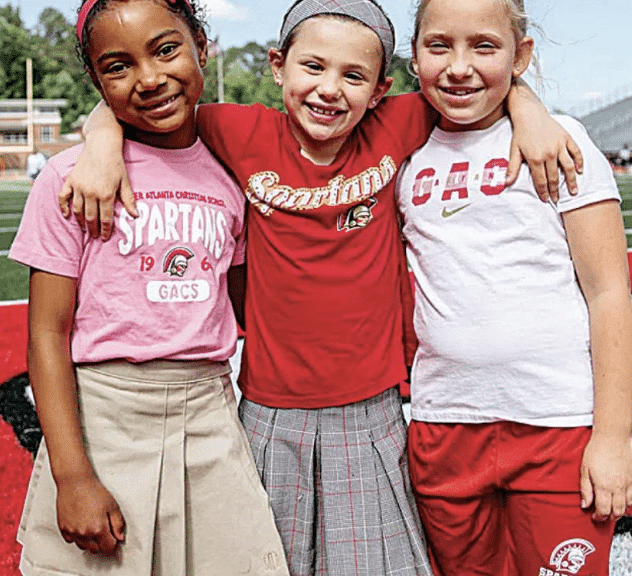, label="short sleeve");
[553,116,621,214]
[9,161,84,278]
[196,103,274,188]
[370,93,435,156]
